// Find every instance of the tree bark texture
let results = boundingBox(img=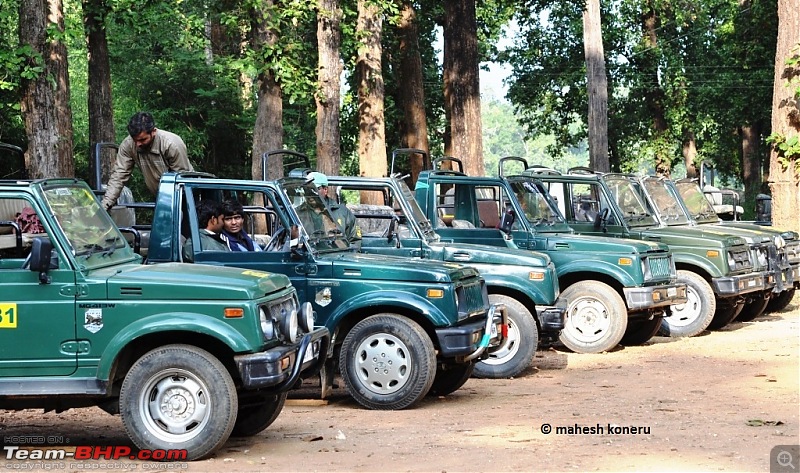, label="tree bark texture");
[19,0,75,179]
[583,0,610,173]
[740,124,761,219]
[768,0,800,232]
[443,0,484,178]
[315,0,342,176]
[640,3,670,177]
[397,1,429,185]
[682,131,698,179]
[251,0,283,182]
[83,0,116,186]
[356,0,387,205]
